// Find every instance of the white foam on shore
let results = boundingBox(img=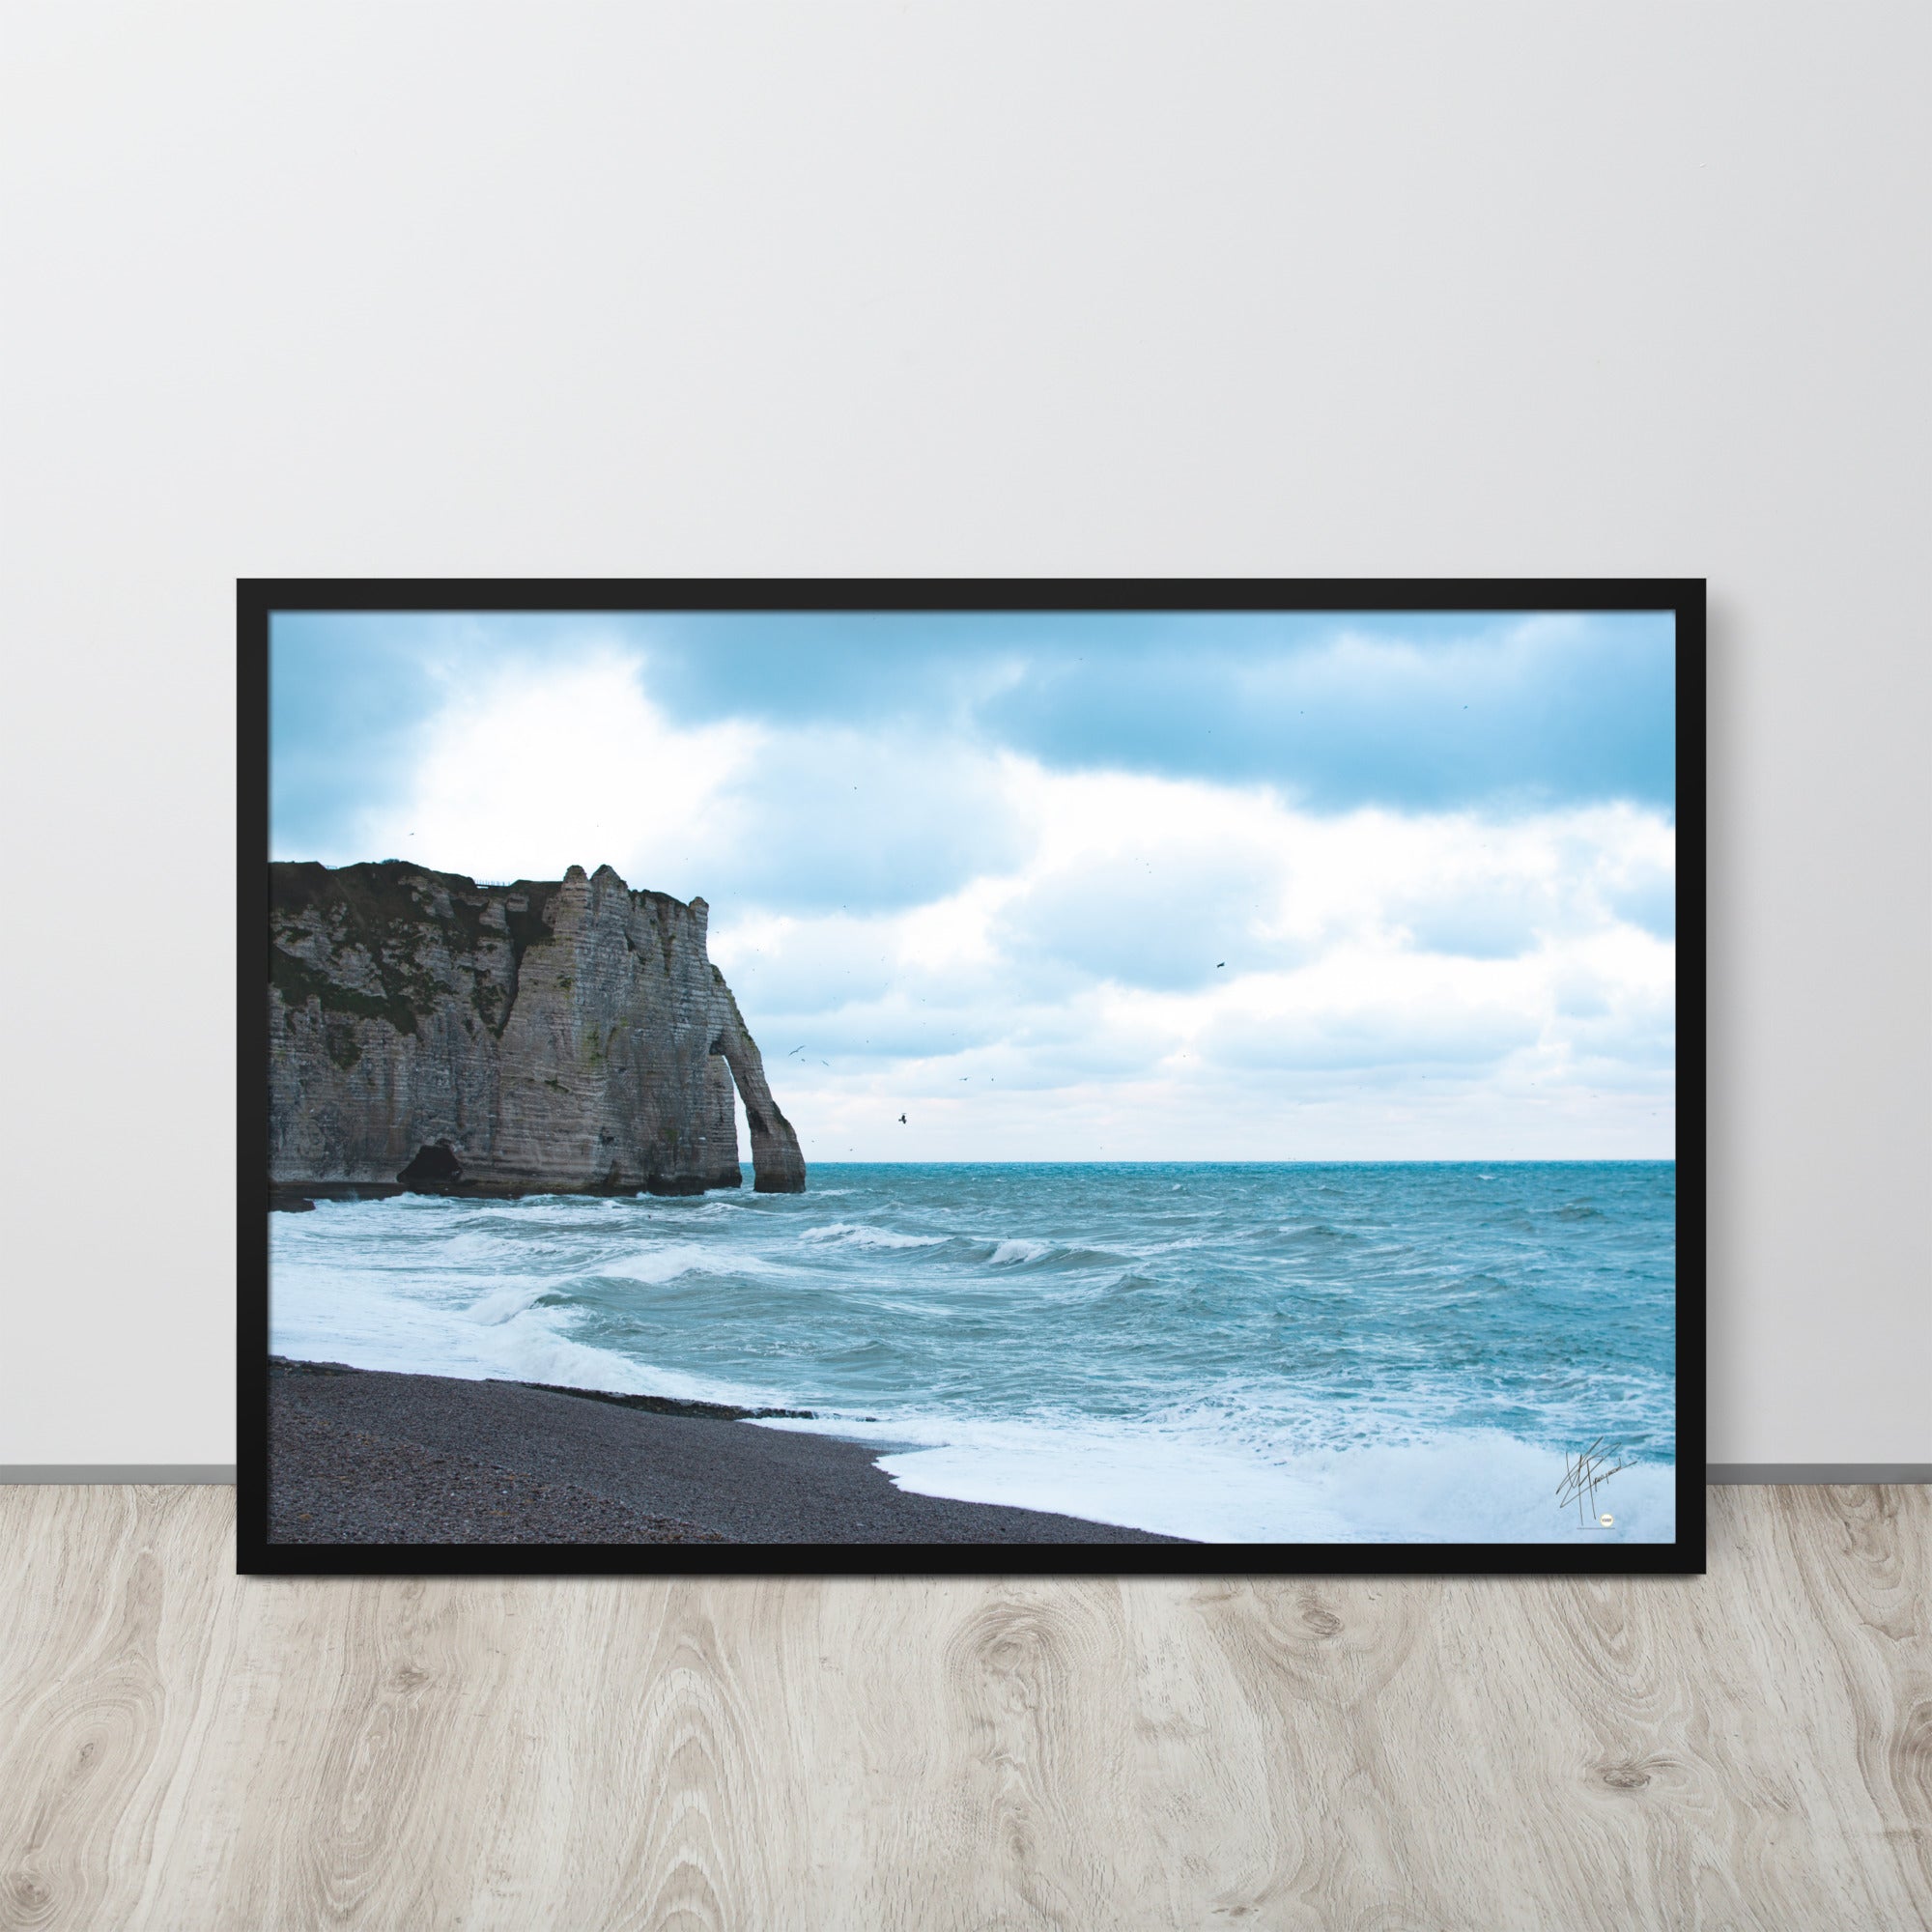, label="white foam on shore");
[756,1412,1677,1545]
[272,1186,1679,1546]
[272,1212,780,1408]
